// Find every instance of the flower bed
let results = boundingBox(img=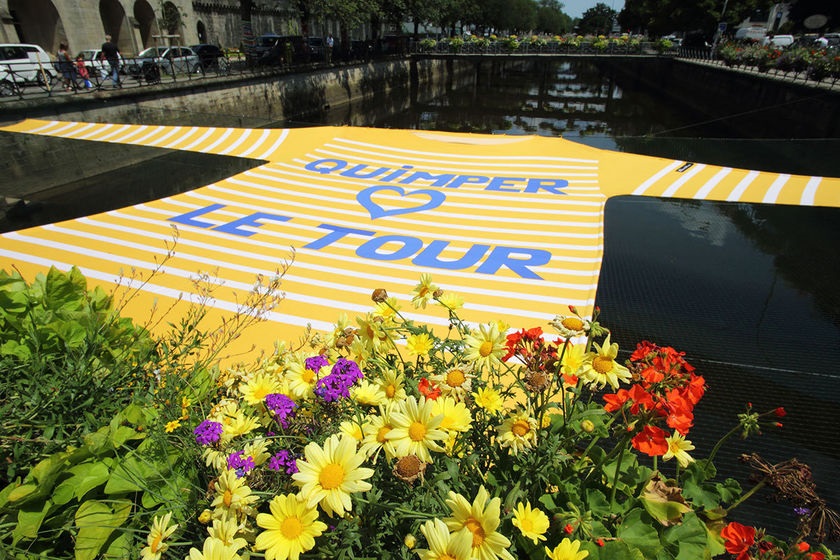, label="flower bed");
[0,269,837,559]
